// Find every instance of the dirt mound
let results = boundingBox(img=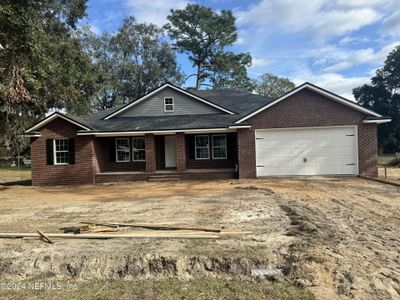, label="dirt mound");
[0,252,268,280]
